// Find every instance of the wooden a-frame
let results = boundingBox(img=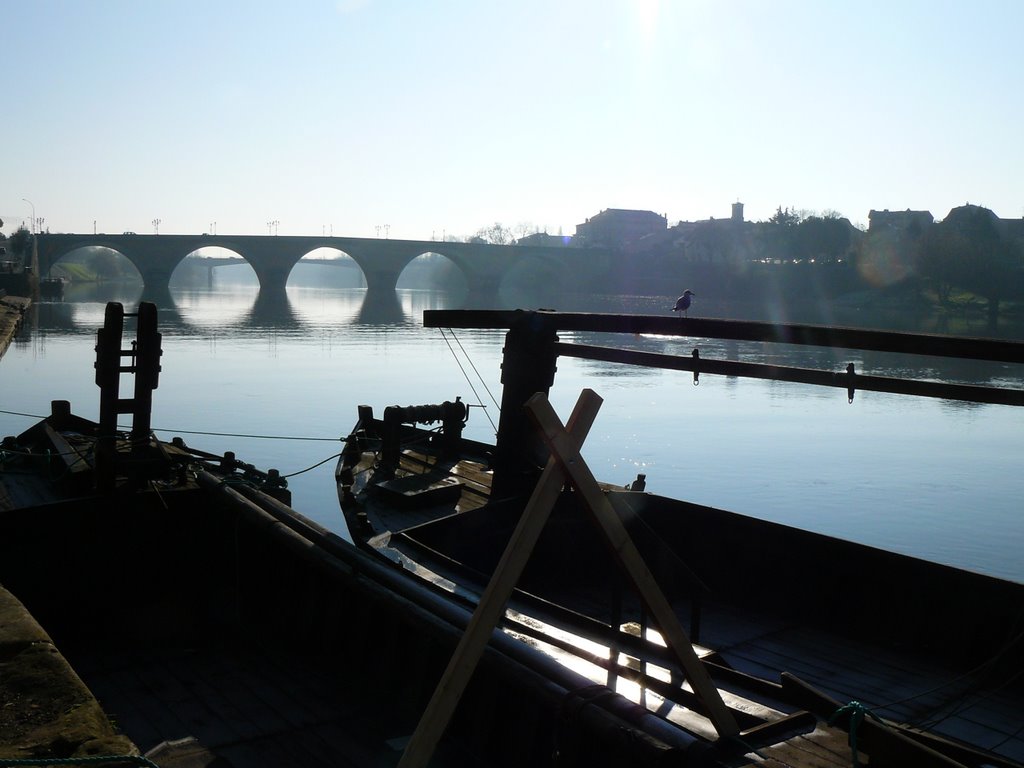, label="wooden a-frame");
[399,389,738,768]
